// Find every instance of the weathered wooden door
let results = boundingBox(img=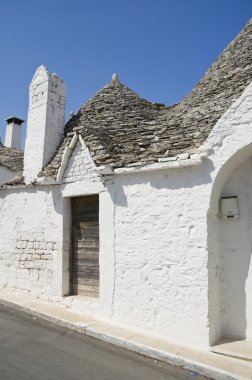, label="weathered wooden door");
[71,195,99,297]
